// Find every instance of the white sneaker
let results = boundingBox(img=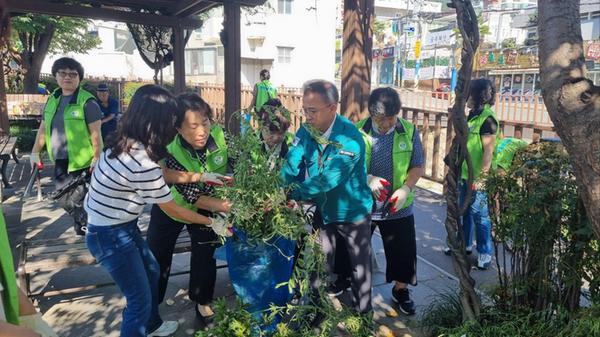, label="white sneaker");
[477,253,492,270]
[148,321,179,337]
